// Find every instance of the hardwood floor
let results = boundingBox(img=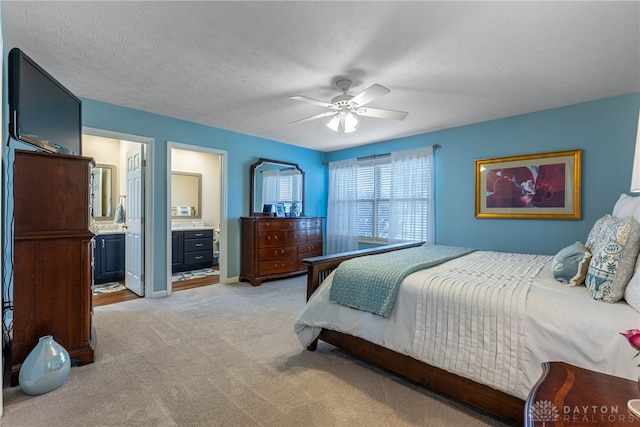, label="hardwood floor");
[93,268,220,307]
[172,274,220,291]
[93,288,141,307]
